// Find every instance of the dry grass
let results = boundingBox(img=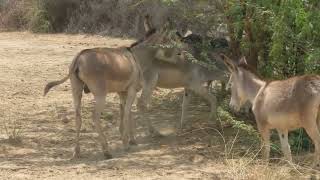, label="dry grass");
[0,105,24,145]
